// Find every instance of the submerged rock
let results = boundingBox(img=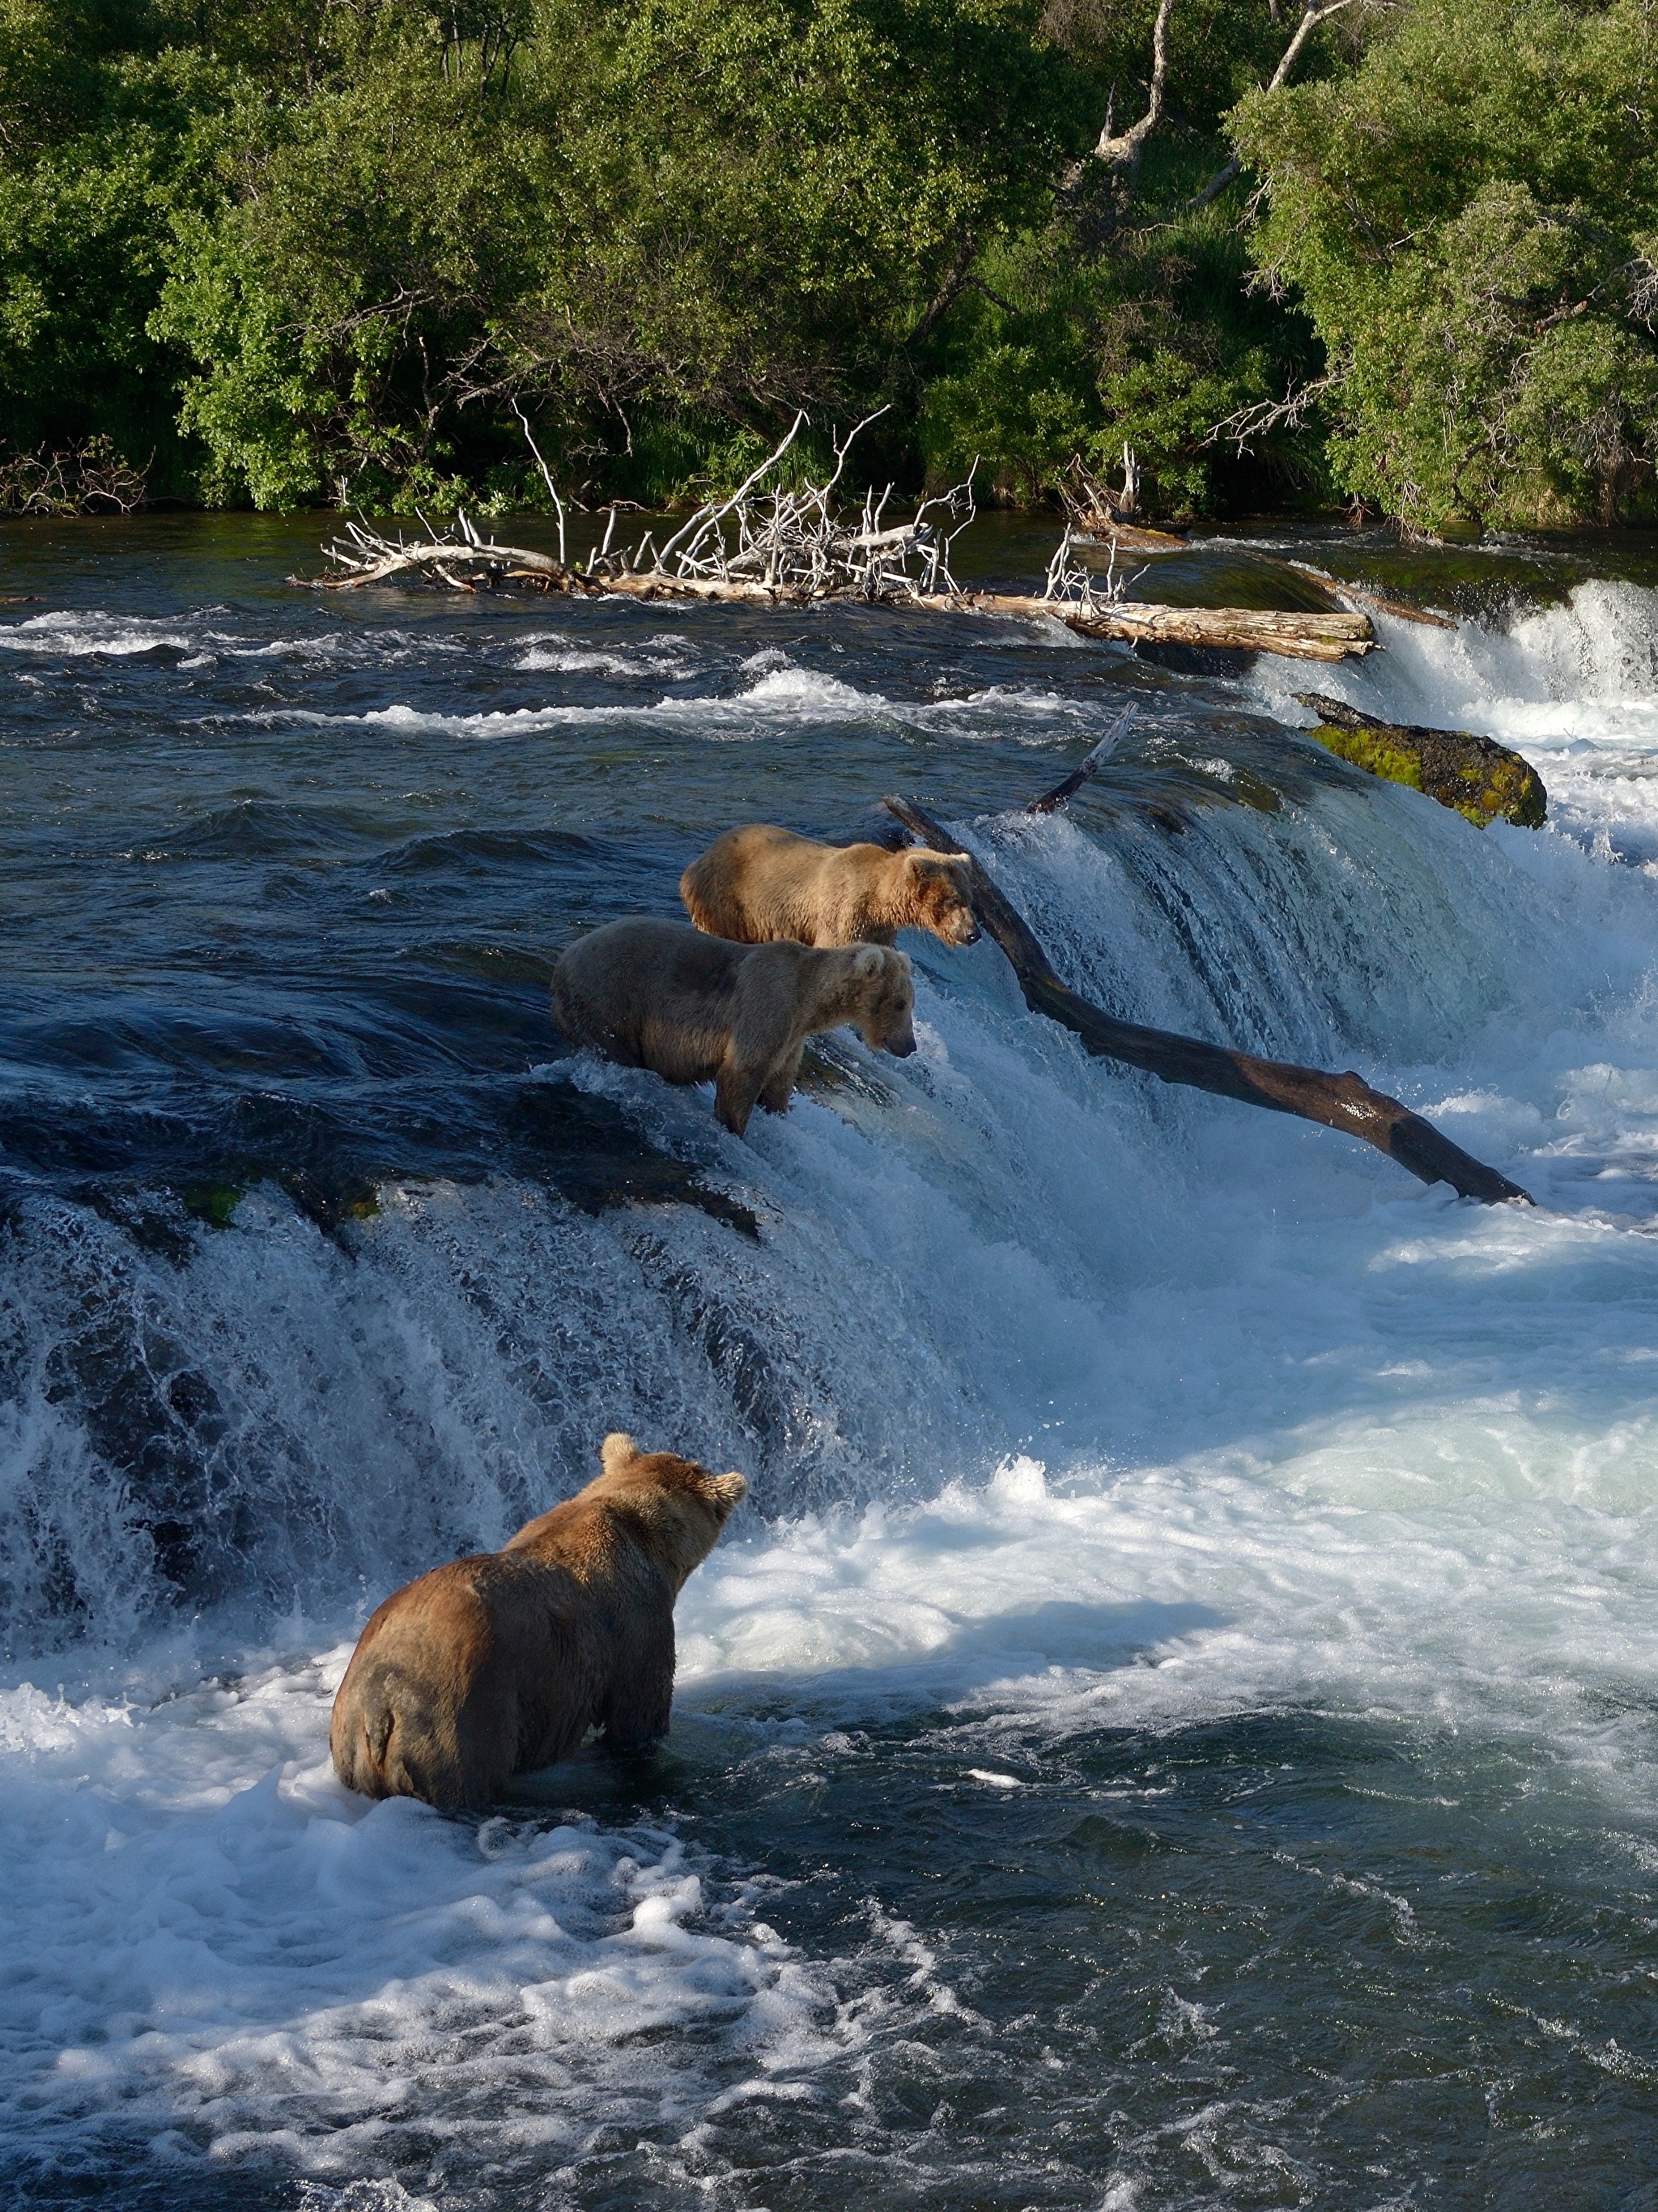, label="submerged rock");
[1296,692,1546,829]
